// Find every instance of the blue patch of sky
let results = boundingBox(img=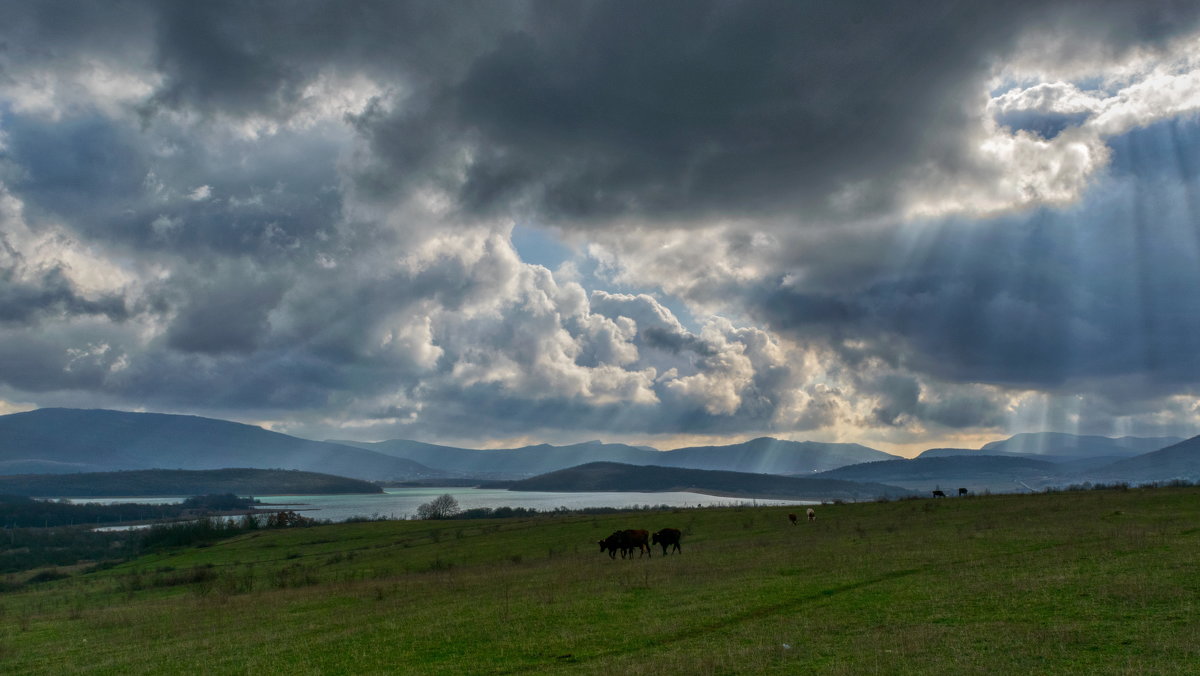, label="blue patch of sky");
[994,110,1090,139]
[1070,75,1121,96]
[510,222,573,270]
